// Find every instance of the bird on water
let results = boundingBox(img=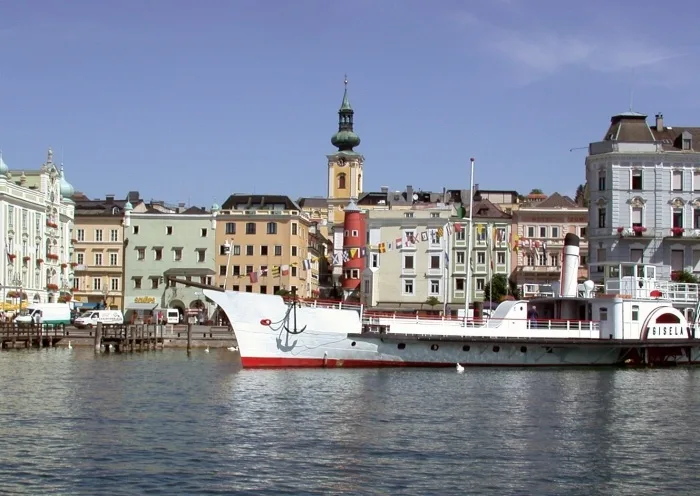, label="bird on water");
[456,363,465,373]
[67,341,72,350]
[205,346,210,353]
